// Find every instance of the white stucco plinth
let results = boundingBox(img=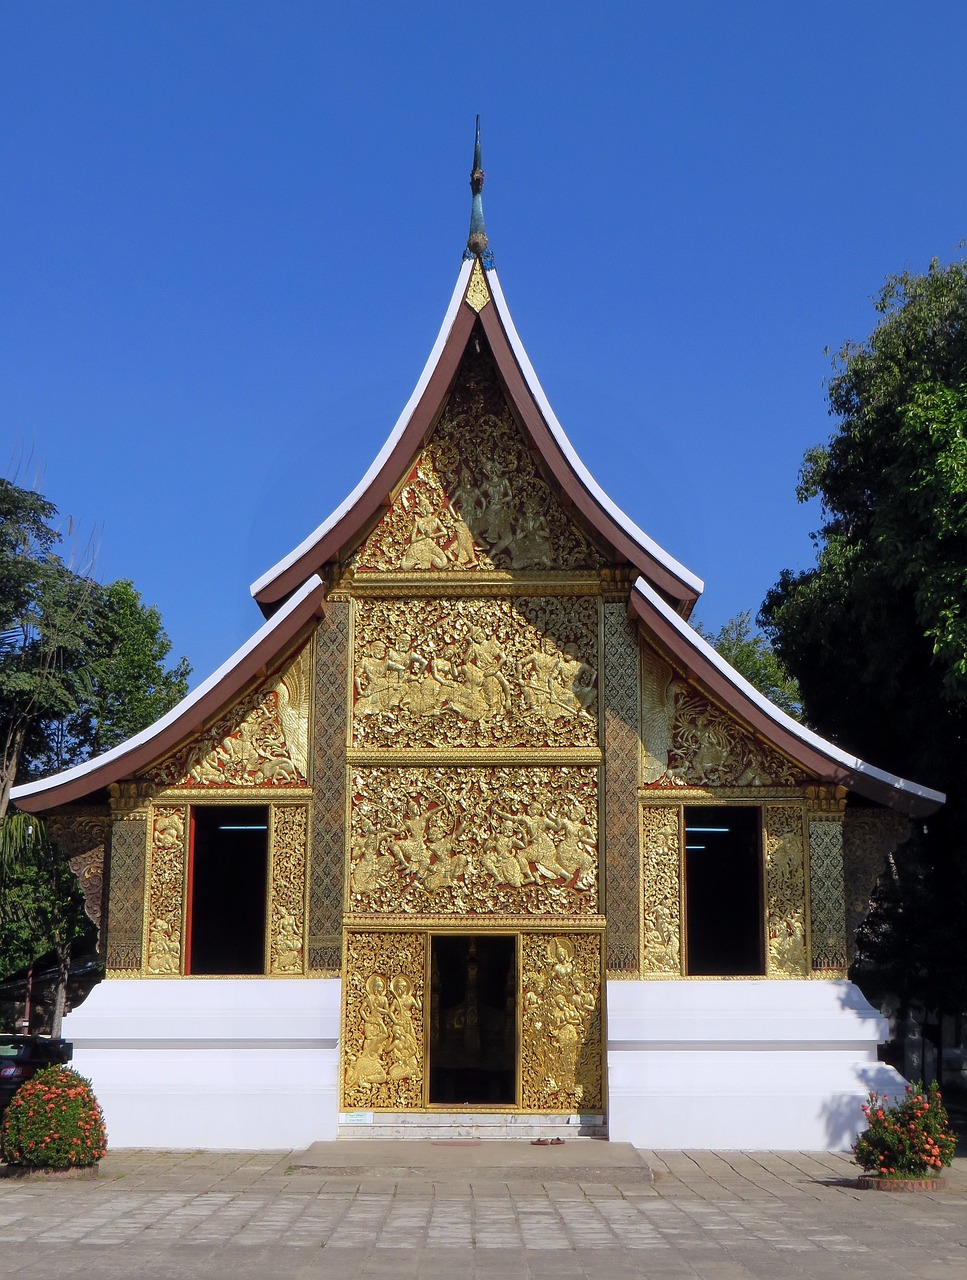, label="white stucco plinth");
[62,978,341,1149]
[606,979,904,1151]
